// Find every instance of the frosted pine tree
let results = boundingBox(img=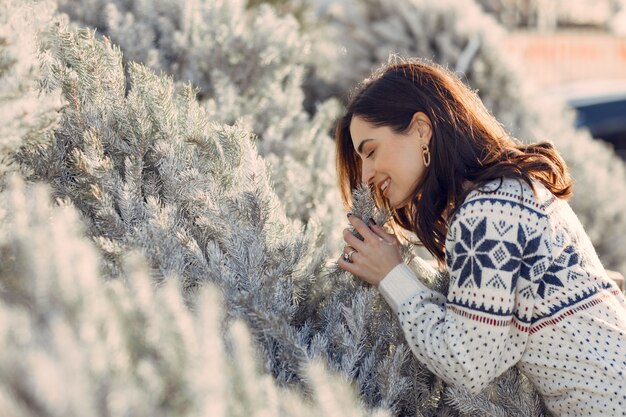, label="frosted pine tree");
[12,19,553,416]
[0,175,390,417]
[52,0,344,249]
[11,14,341,404]
[0,0,61,186]
[300,0,626,274]
[17,17,350,394]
